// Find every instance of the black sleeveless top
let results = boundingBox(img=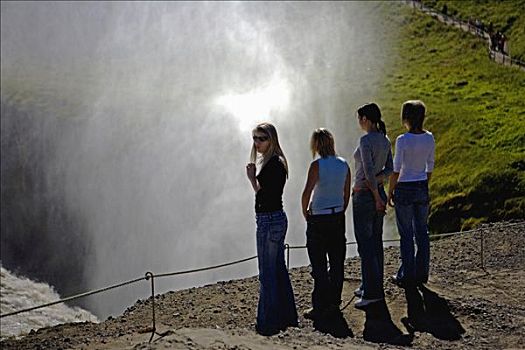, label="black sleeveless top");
[255,155,286,213]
